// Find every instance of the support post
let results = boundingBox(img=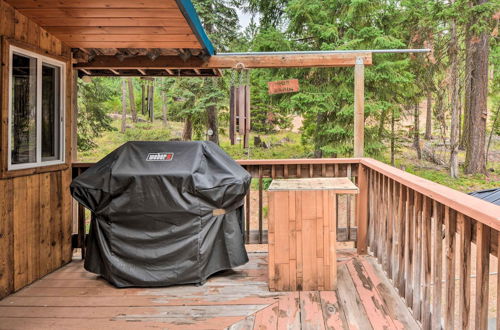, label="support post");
[356,164,368,254]
[353,56,365,157]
